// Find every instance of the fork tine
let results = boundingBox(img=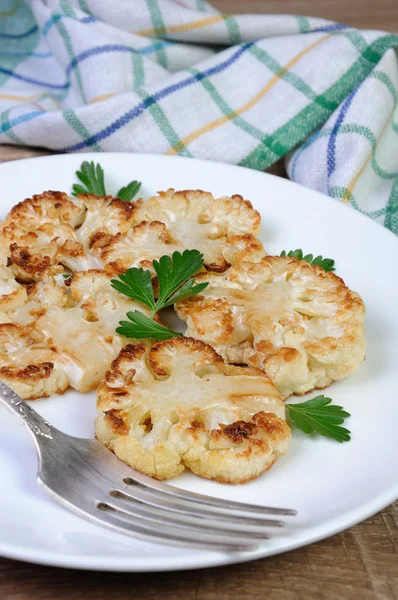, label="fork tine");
[123,477,297,517]
[108,491,284,532]
[95,505,257,552]
[97,500,269,547]
[110,489,285,528]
